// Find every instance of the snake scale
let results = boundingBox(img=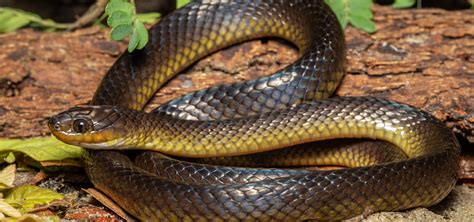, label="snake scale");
[48,0,460,221]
